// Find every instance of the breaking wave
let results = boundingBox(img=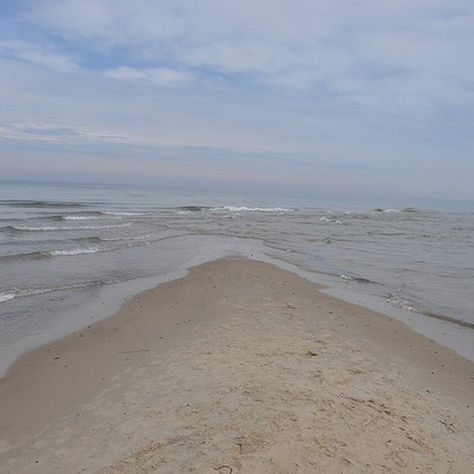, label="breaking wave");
[173,206,210,212]
[0,280,105,303]
[102,211,145,216]
[3,223,132,232]
[212,206,295,212]
[0,292,15,303]
[373,208,401,213]
[62,215,103,221]
[47,247,101,256]
[0,246,103,262]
